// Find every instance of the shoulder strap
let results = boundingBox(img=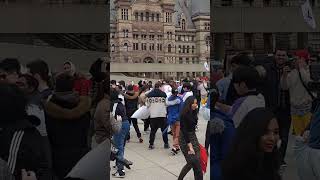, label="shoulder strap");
[7,130,24,174]
[298,69,315,100]
[112,103,118,117]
